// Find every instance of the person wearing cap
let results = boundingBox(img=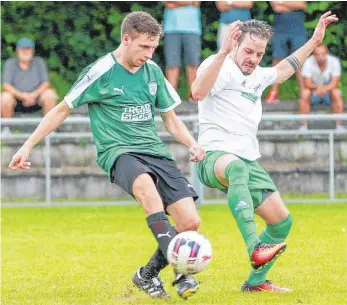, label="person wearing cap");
[1,37,57,119]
